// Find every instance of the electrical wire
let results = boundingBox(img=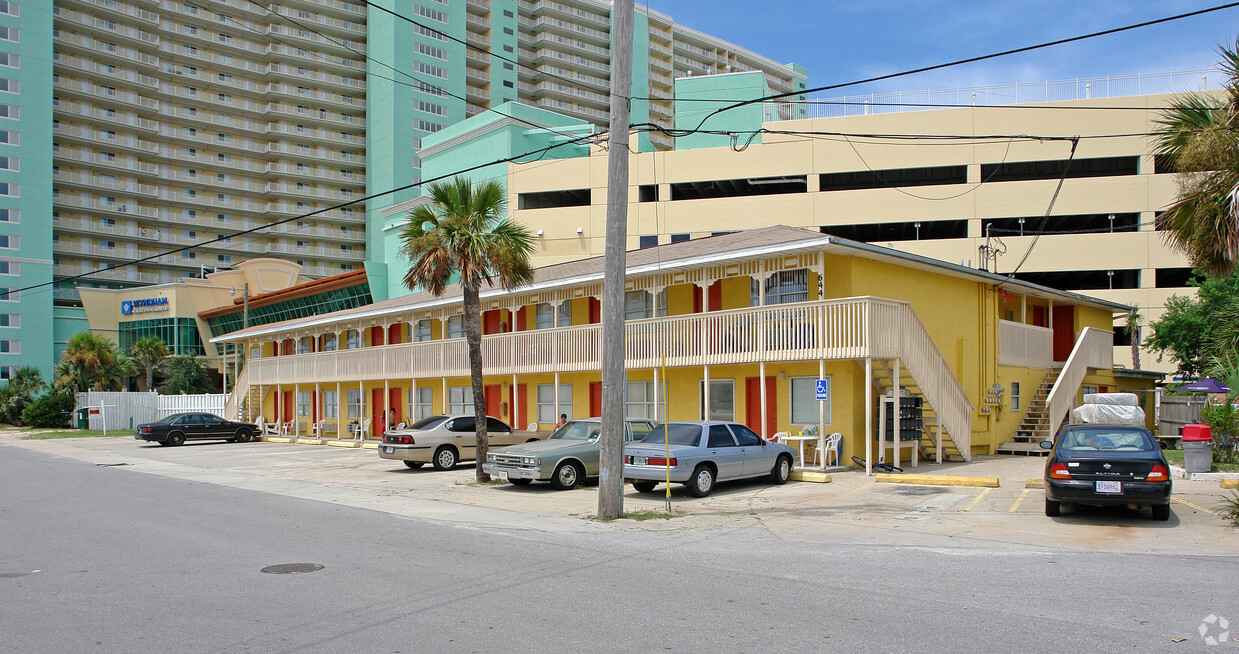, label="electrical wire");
[687,1,1239,133]
[1003,138,1081,279]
